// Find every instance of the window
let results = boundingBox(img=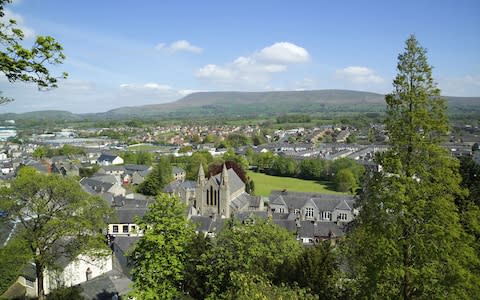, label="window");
[339,213,348,221]
[113,225,118,233]
[131,225,136,232]
[322,211,332,221]
[305,207,314,218]
[279,208,285,213]
[294,209,300,215]
[123,225,129,233]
